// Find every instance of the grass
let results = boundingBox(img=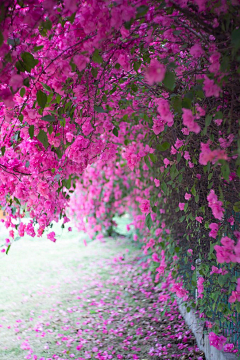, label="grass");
[0,219,138,360]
